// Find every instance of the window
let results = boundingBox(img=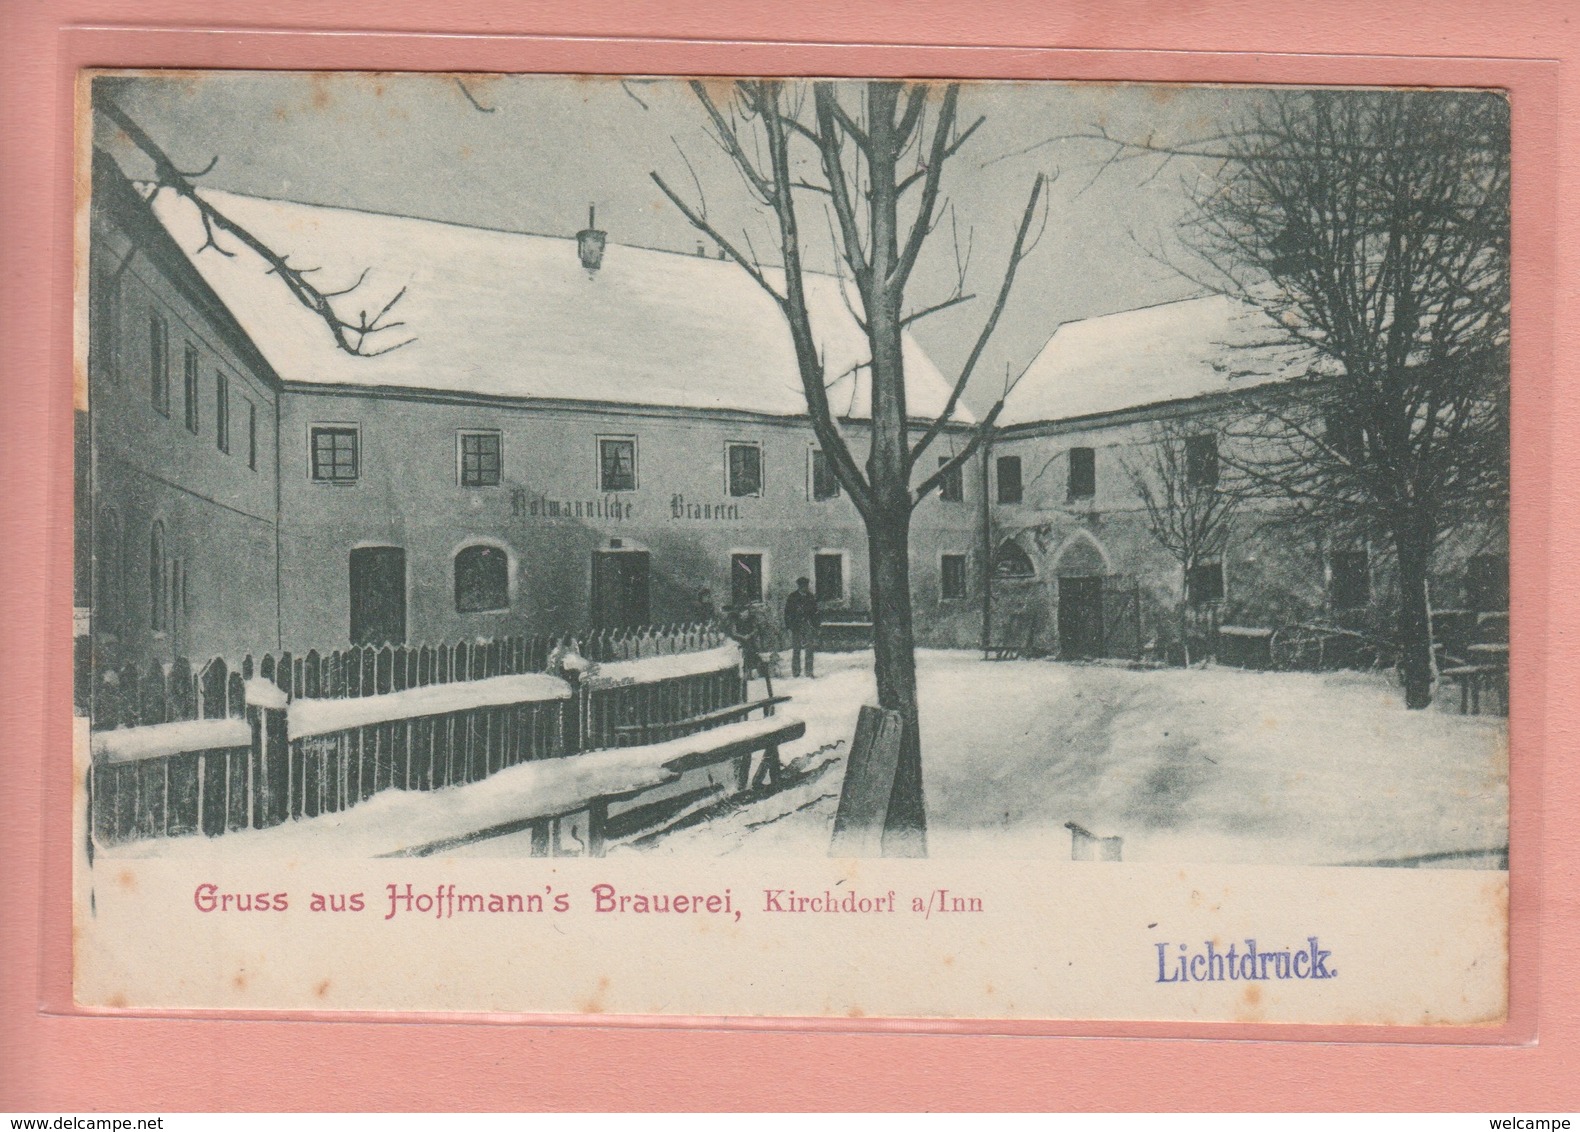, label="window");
[170,558,186,641]
[1330,550,1371,610]
[937,457,964,503]
[1067,447,1096,499]
[183,345,200,434]
[996,455,1023,504]
[1187,561,1225,605]
[149,313,169,415]
[454,544,510,612]
[1464,554,1508,612]
[993,539,1035,579]
[727,442,763,497]
[459,431,502,487]
[247,401,258,470]
[810,448,840,500]
[730,553,764,607]
[599,436,637,492]
[814,552,845,602]
[941,554,968,600]
[215,372,230,453]
[148,521,166,631]
[311,426,360,483]
[1186,434,1219,488]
